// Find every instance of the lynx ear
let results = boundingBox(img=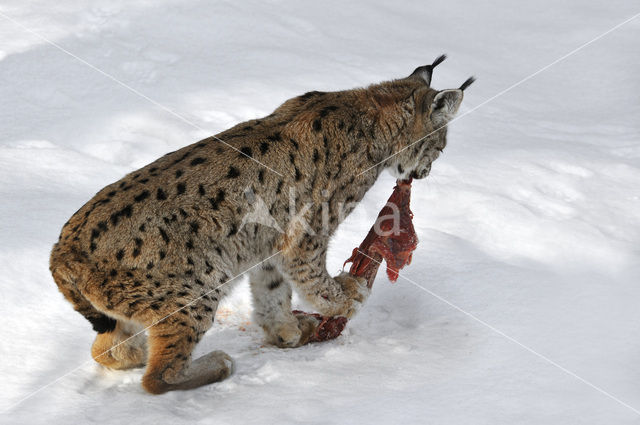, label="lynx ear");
[431,89,463,125]
[408,54,447,85]
[459,76,476,91]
